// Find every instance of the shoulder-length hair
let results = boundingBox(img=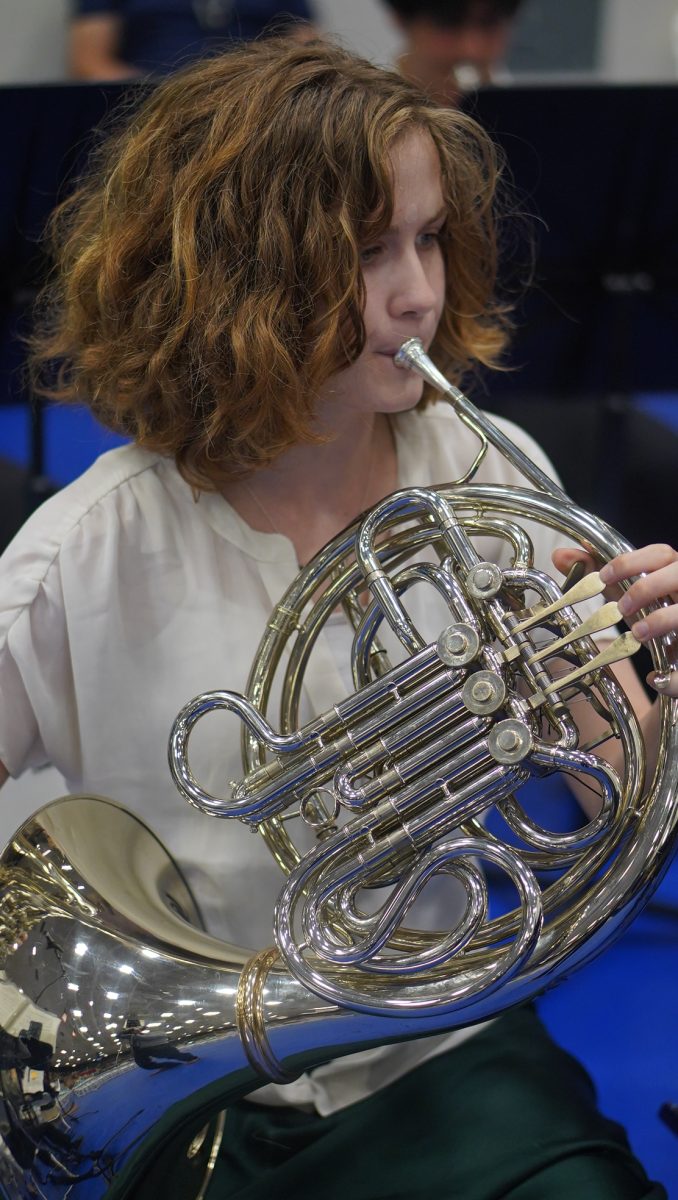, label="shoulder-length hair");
[31,38,511,490]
